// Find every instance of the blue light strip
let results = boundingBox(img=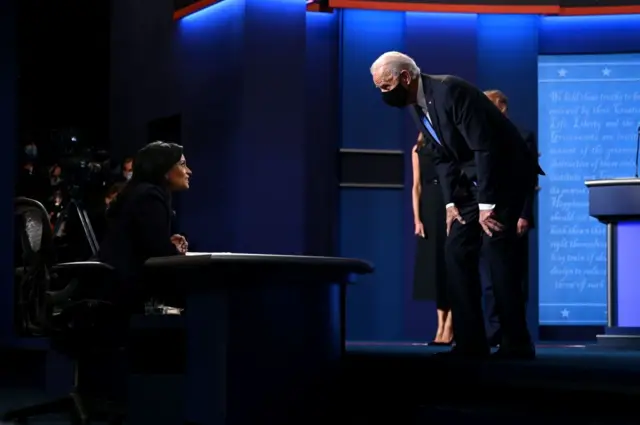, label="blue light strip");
[180,0,322,23]
[180,0,240,24]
